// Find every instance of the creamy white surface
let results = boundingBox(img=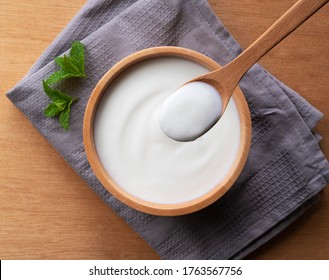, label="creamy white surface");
[94,57,241,204]
[159,81,222,142]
